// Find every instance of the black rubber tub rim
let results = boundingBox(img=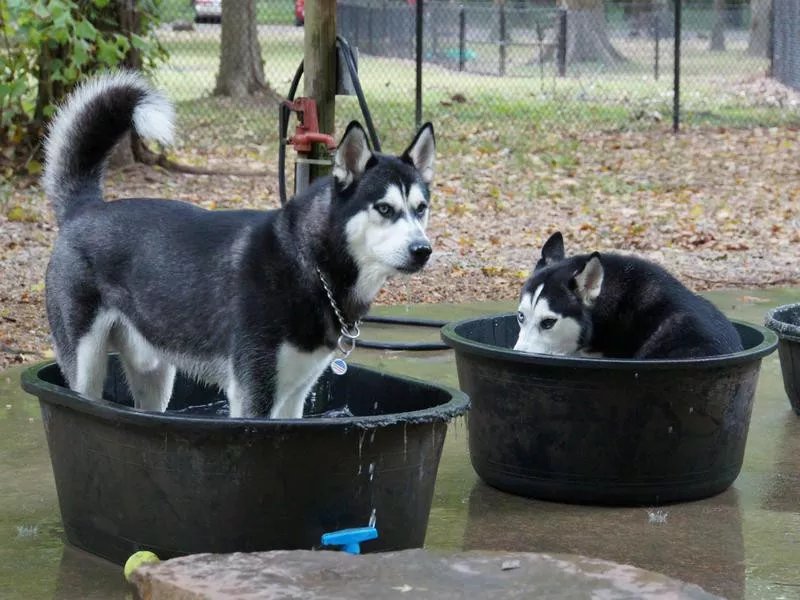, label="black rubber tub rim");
[764,302,800,343]
[21,361,469,431]
[441,313,778,371]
